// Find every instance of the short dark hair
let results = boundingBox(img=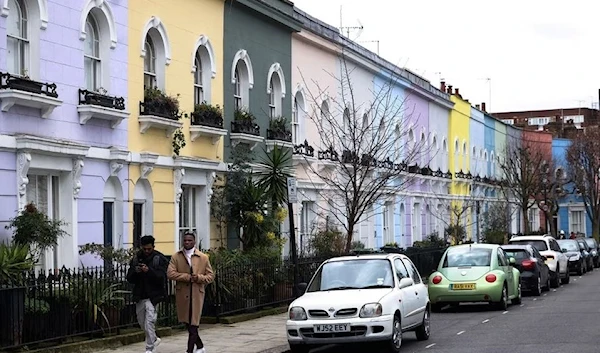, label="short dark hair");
[183,231,196,239]
[140,235,155,246]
